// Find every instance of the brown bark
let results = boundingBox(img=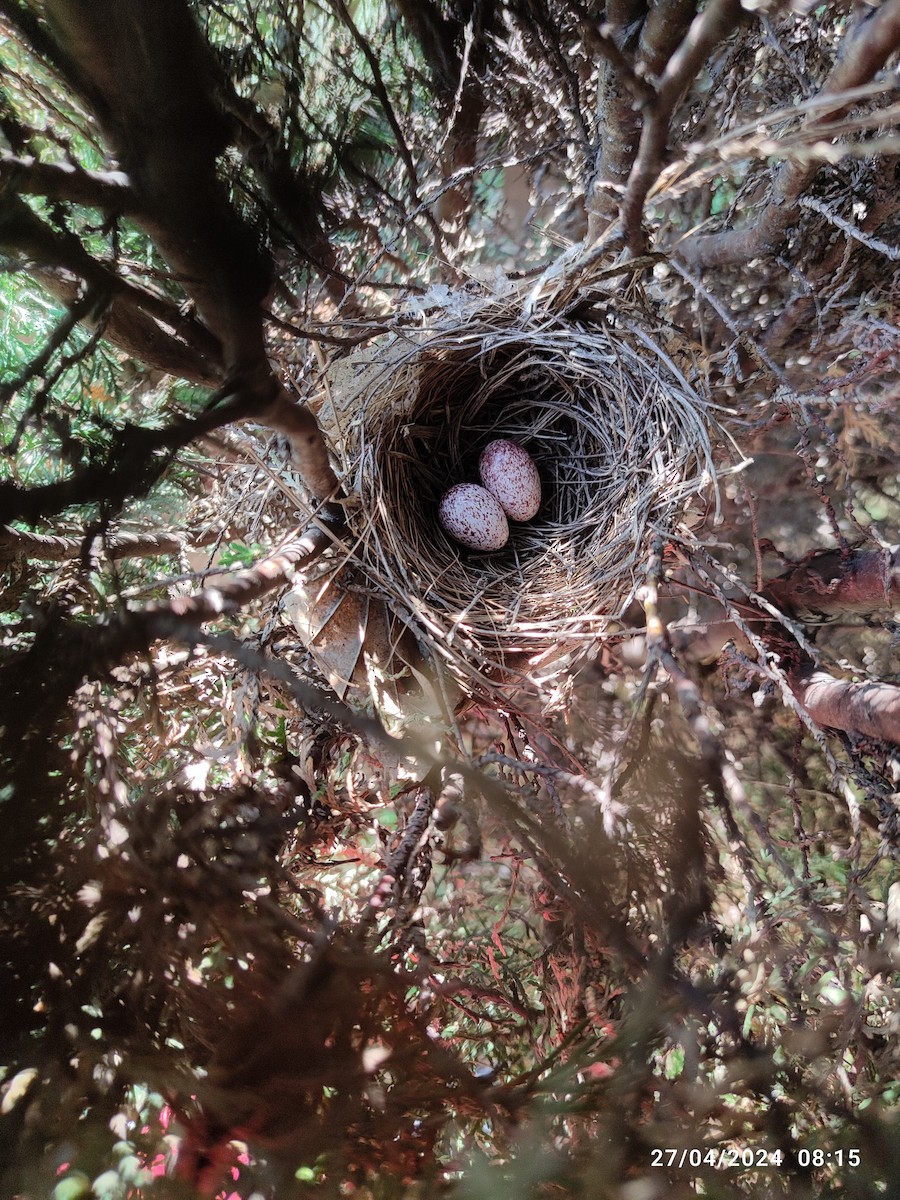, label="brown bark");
[0,525,218,563]
[31,270,221,386]
[0,193,224,373]
[0,154,137,213]
[586,0,650,229]
[790,669,900,745]
[44,0,272,377]
[766,546,900,619]
[672,546,900,745]
[144,525,336,622]
[620,0,743,252]
[8,0,340,510]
